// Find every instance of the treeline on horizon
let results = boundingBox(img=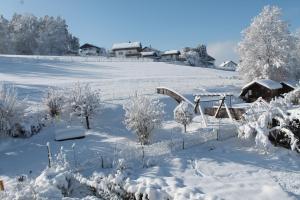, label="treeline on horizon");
[0,13,79,55]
